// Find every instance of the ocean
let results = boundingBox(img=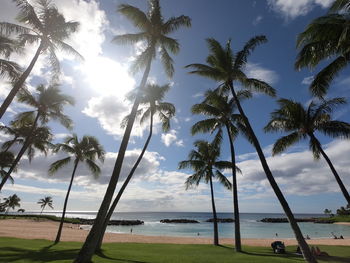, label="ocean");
[21,211,350,239]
